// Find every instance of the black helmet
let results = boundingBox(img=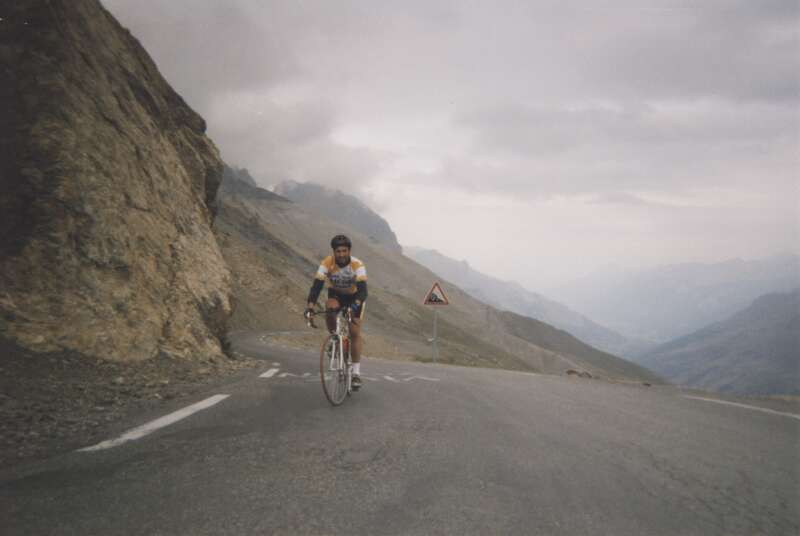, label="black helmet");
[330,234,352,249]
